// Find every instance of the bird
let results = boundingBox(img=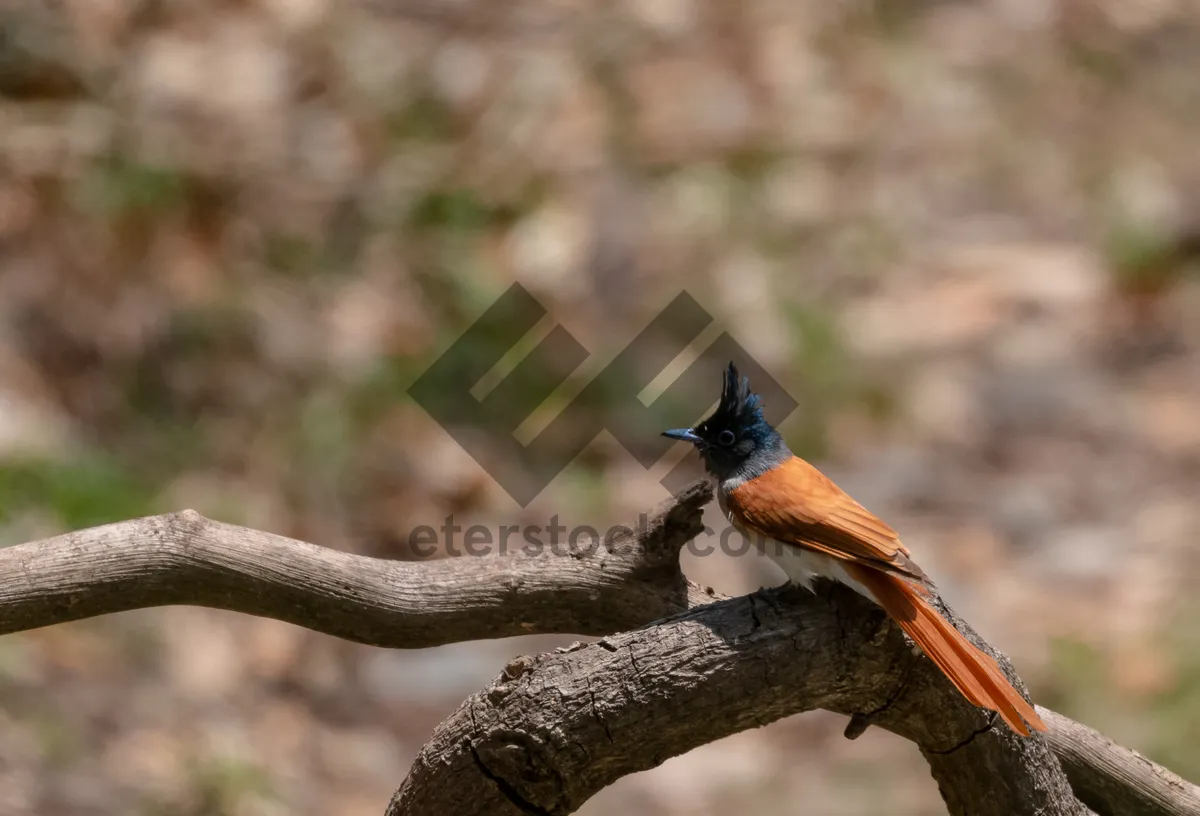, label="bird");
[663,362,1047,736]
